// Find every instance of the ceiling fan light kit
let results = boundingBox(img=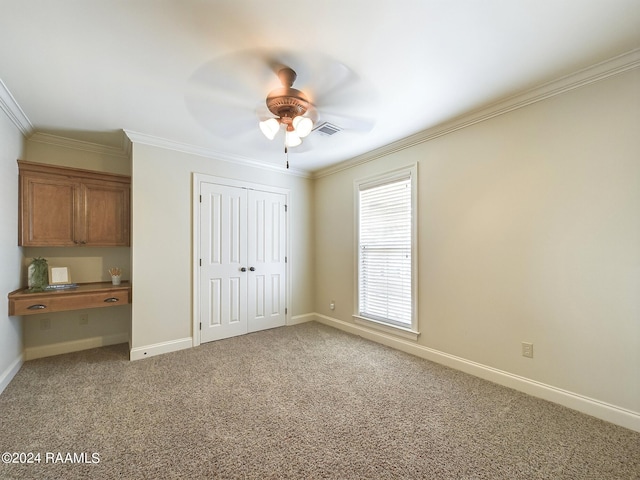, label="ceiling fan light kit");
[259,67,314,146]
[292,116,313,137]
[259,118,280,140]
[285,130,302,147]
